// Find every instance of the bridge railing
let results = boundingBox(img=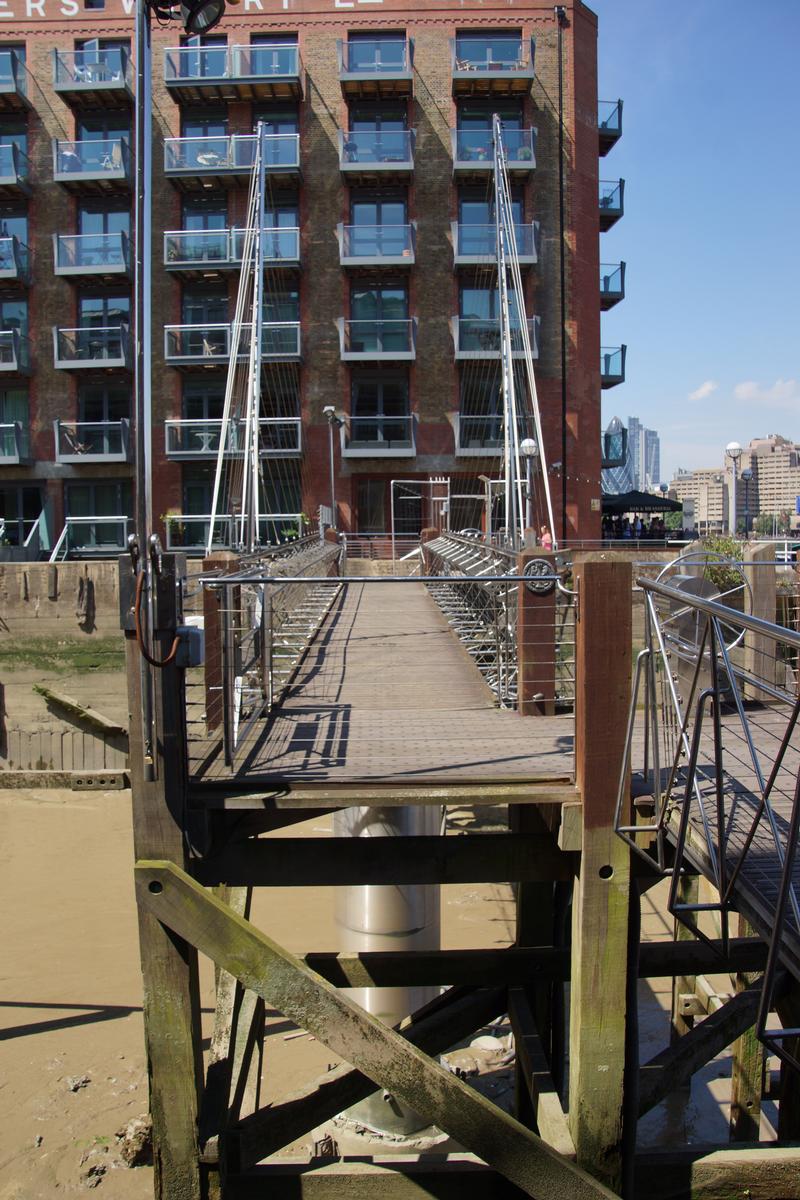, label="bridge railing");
[615,562,800,1070]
